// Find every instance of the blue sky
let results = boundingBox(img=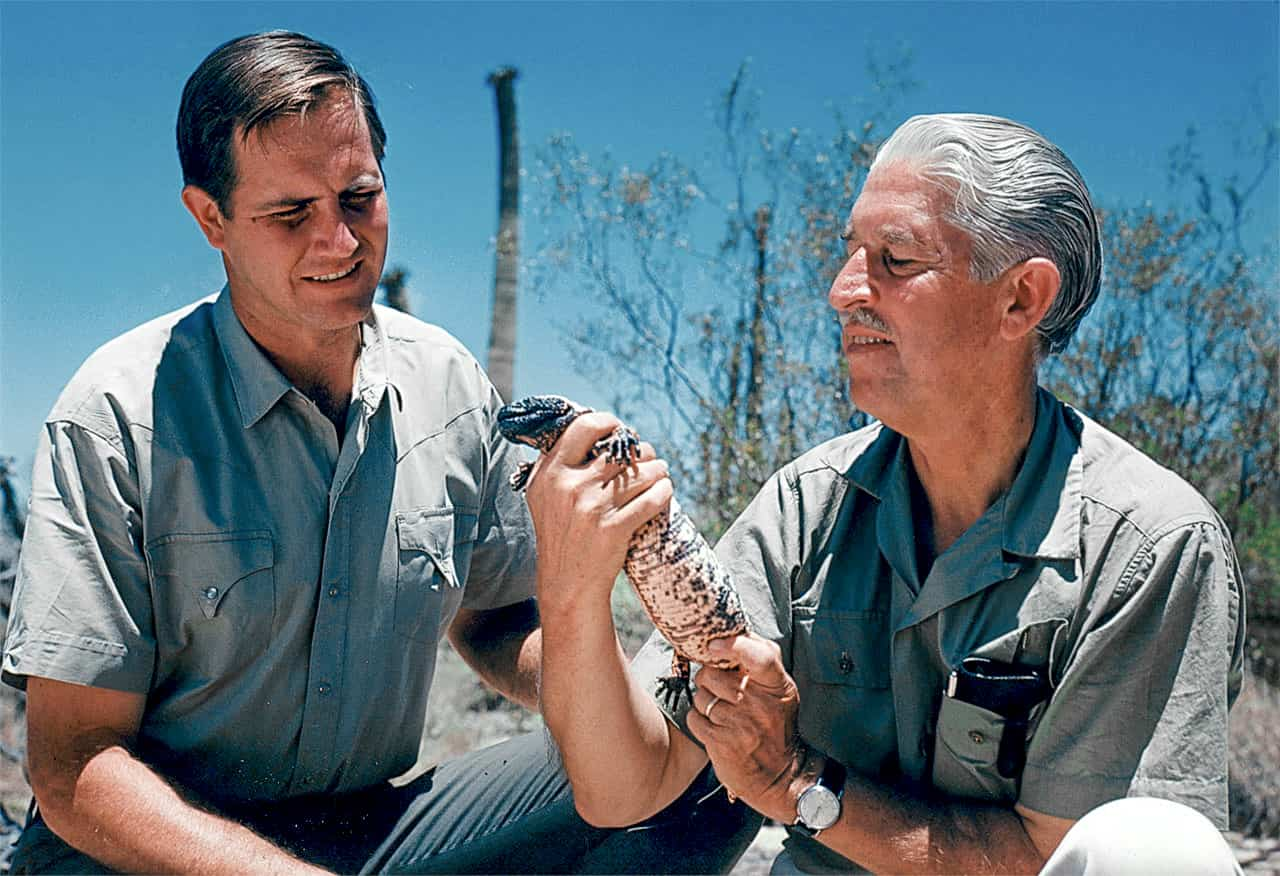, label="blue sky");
[2,1,1277,474]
